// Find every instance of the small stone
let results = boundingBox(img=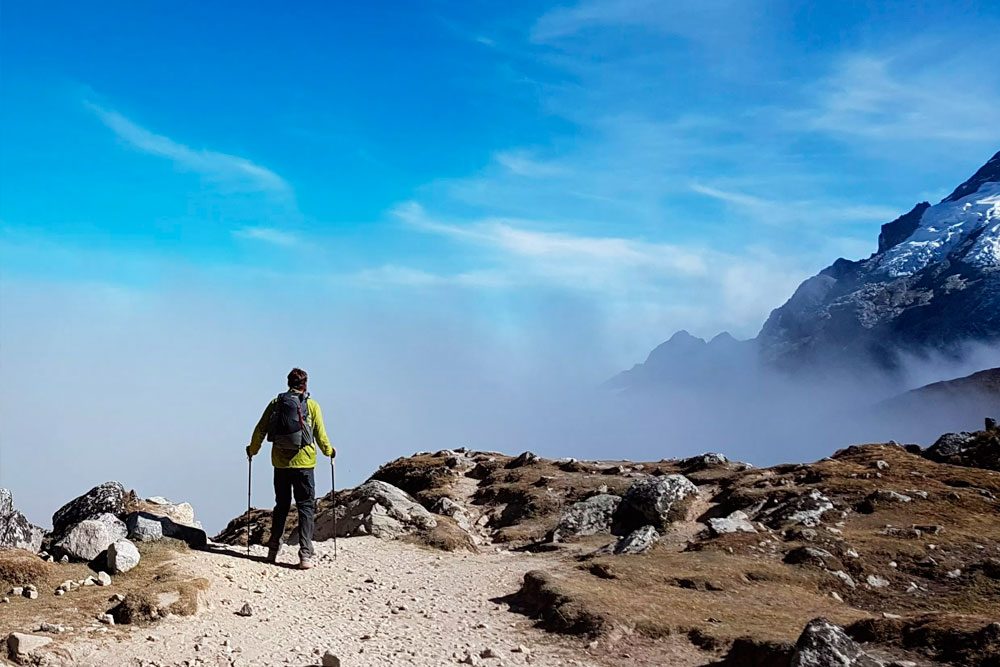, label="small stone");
[54,589,65,597]
[10,587,23,596]
[1,597,8,603]
[866,574,890,588]
[96,571,112,586]
[946,569,961,579]
[24,589,38,600]
[110,593,125,602]
[321,651,341,667]
[480,647,499,658]
[830,591,843,602]
[882,612,902,619]
[236,602,253,617]
[97,613,115,625]
[874,460,890,471]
